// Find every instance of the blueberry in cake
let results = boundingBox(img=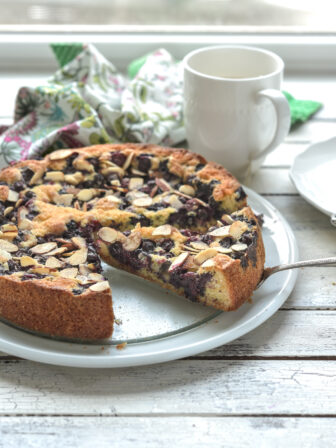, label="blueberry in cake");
[0,143,264,340]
